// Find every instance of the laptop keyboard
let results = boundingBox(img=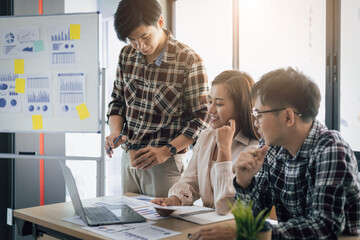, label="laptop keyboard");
[84,207,119,223]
